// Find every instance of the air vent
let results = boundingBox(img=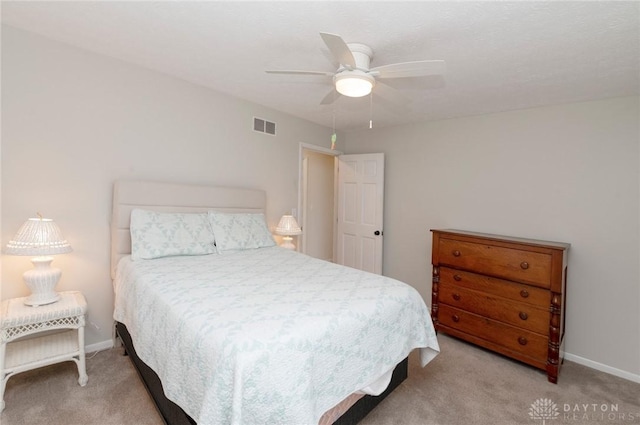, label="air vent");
[253,117,276,136]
